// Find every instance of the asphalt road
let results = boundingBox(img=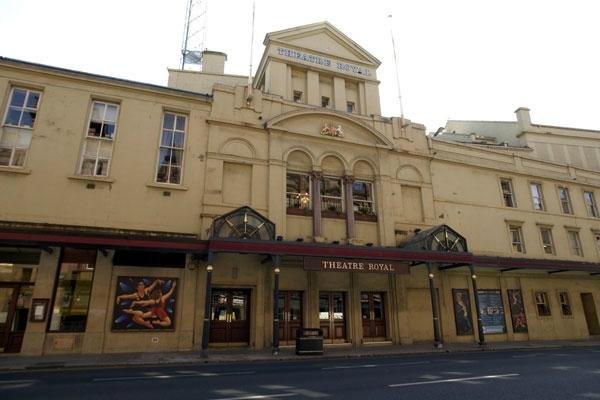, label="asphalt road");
[2,347,600,399]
